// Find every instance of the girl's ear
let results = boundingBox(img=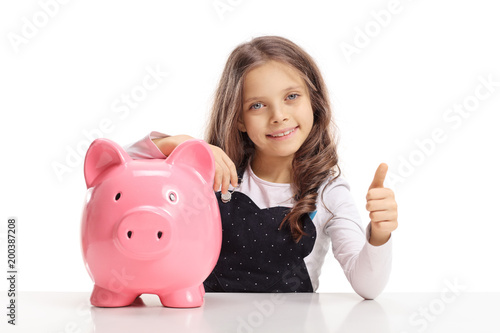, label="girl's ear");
[237,116,247,132]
